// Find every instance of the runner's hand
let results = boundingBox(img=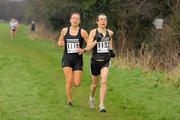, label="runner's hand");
[77,48,85,55]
